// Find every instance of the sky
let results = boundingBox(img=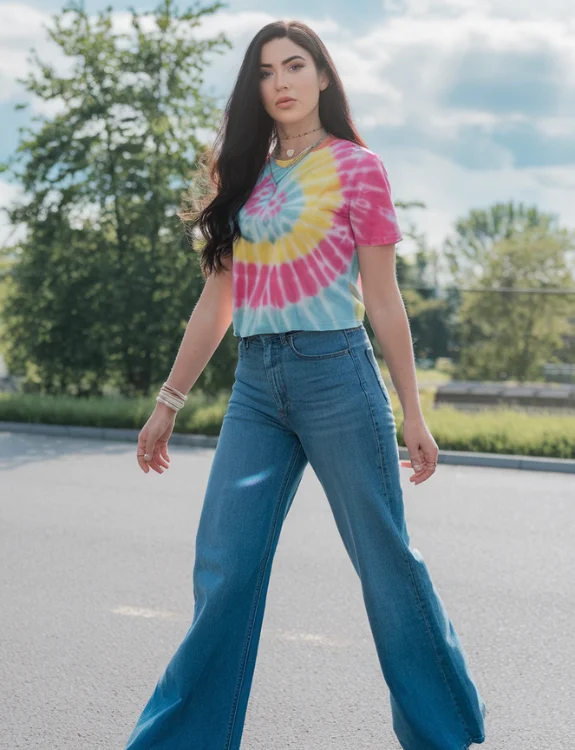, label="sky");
[0,0,574,251]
